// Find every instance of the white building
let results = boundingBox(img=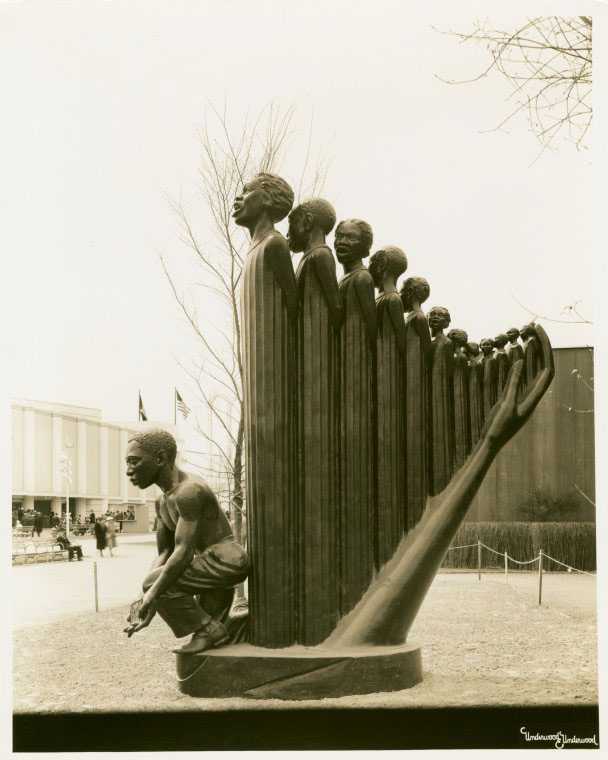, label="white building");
[11,398,178,532]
